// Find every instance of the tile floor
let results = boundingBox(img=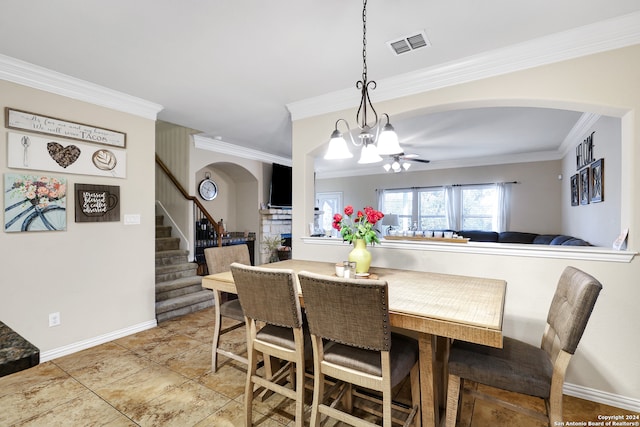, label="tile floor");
[1,308,637,426]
